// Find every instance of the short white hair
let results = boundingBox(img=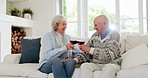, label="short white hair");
[51,15,66,31]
